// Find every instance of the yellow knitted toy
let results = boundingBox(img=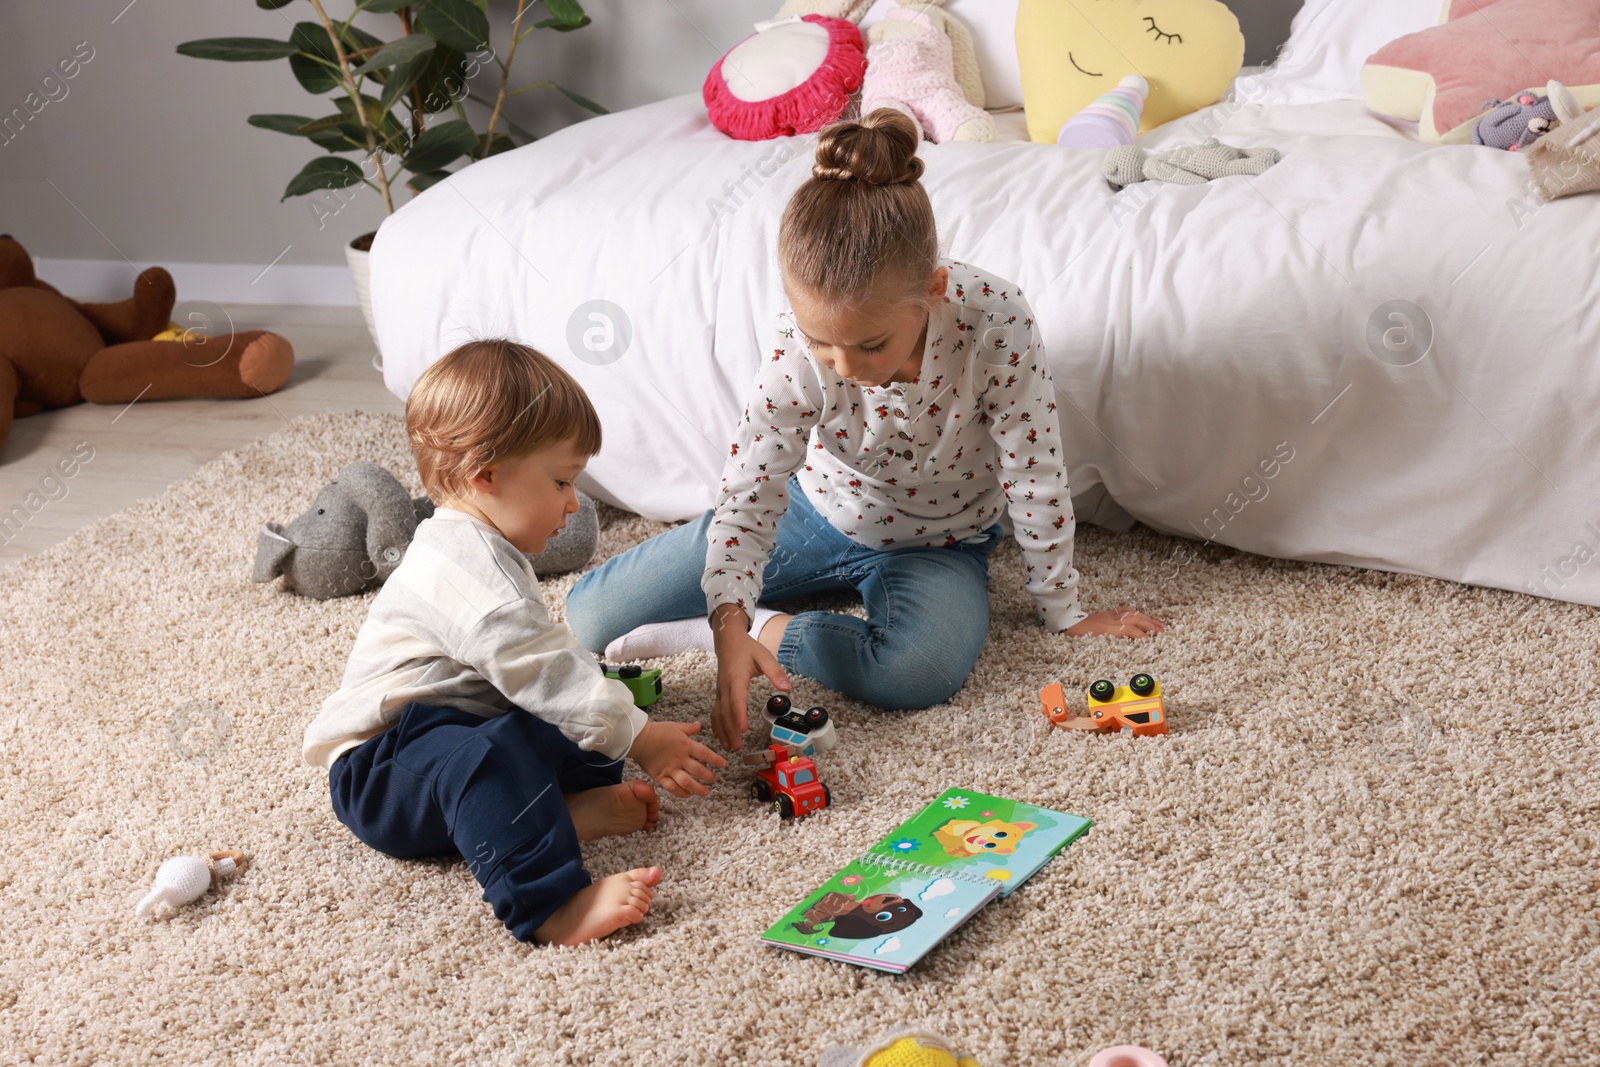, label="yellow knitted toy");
[819,1028,981,1067]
